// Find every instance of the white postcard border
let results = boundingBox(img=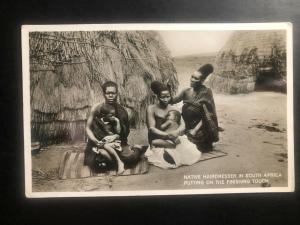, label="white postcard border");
[22,23,294,198]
